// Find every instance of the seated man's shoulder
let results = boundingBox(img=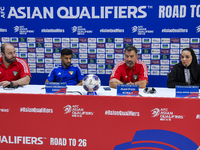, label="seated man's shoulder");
[136,59,146,65]
[53,67,62,71]
[71,65,81,71]
[135,60,148,69]
[115,60,125,67]
[16,57,27,63]
[15,57,29,67]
